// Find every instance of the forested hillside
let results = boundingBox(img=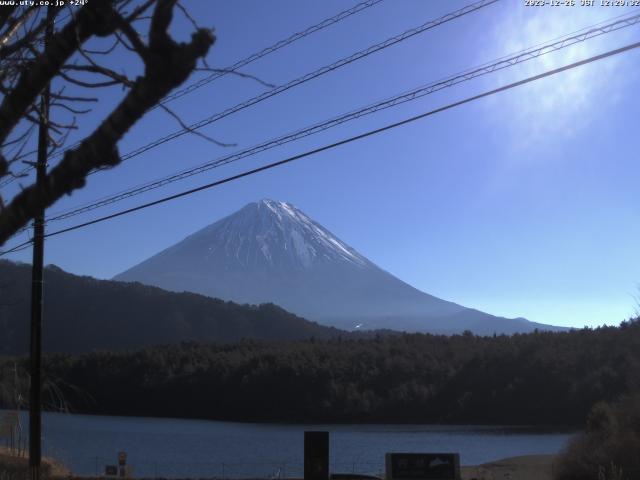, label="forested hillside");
[0,260,343,354]
[2,320,638,425]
